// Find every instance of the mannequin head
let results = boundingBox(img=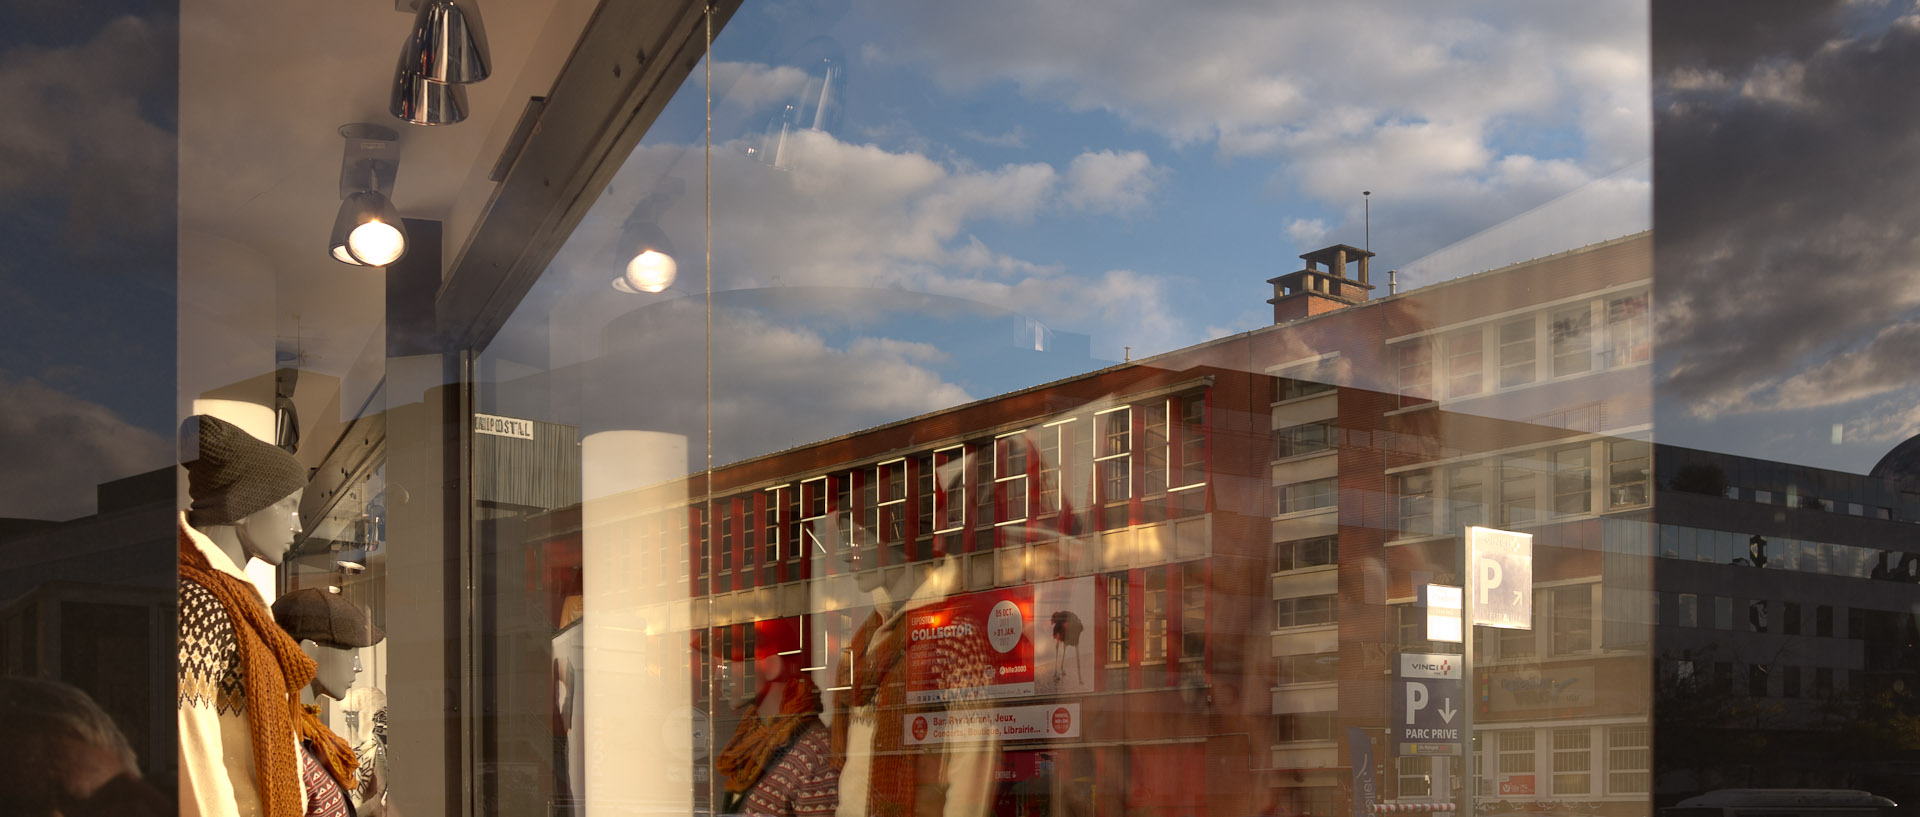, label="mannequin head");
[300,641,359,700]
[233,489,303,566]
[272,587,384,698]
